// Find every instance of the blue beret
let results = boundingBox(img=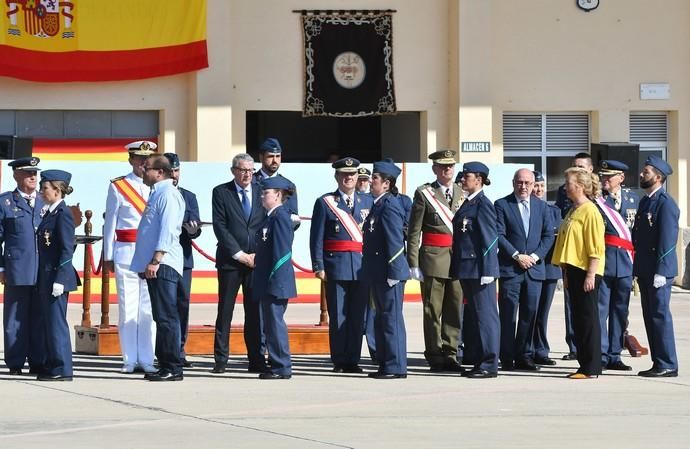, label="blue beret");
[599,159,629,175]
[9,156,40,171]
[357,167,371,178]
[331,157,360,173]
[645,155,673,177]
[373,158,401,178]
[40,169,71,185]
[461,161,491,185]
[259,138,282,154]
[533,170,544,182]
[260,176,292,191]
[163,152,180,169]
